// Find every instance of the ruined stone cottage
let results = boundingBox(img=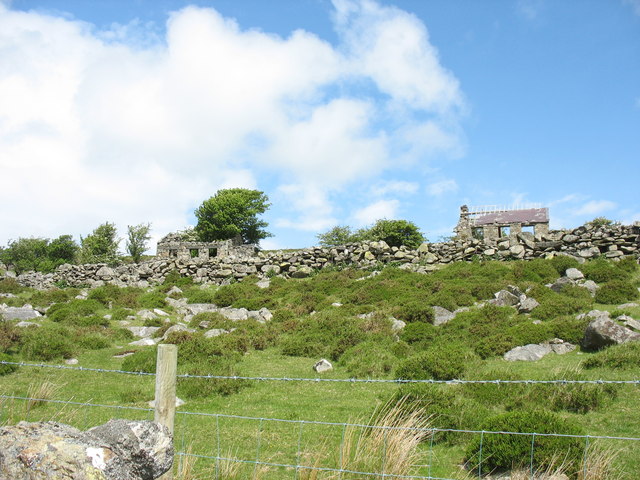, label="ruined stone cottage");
[455,204,550,244]
[156,233,257,261]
